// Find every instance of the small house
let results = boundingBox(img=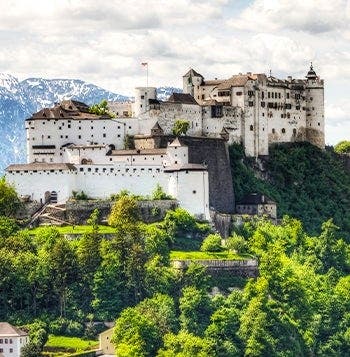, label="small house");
[236,193,277,219]
[0,322,29,357]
